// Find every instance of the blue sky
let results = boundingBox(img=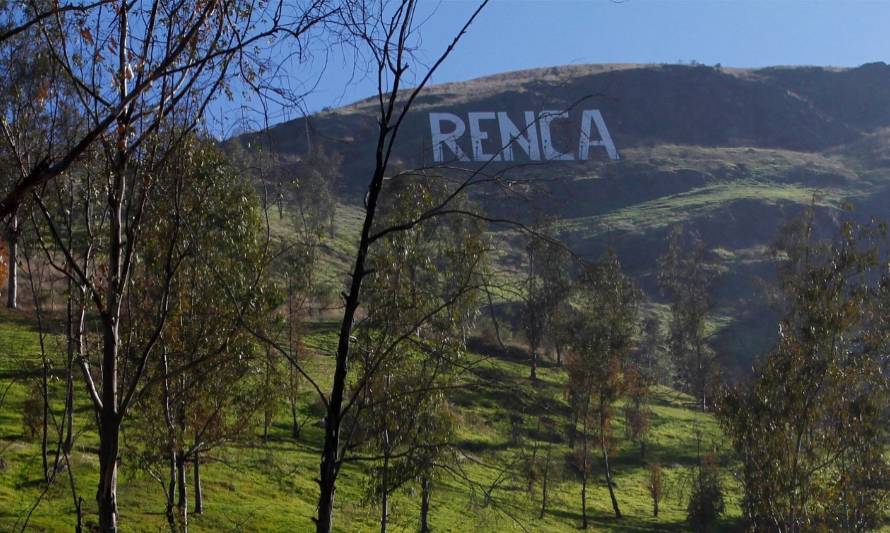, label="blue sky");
[211,0,890,135]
